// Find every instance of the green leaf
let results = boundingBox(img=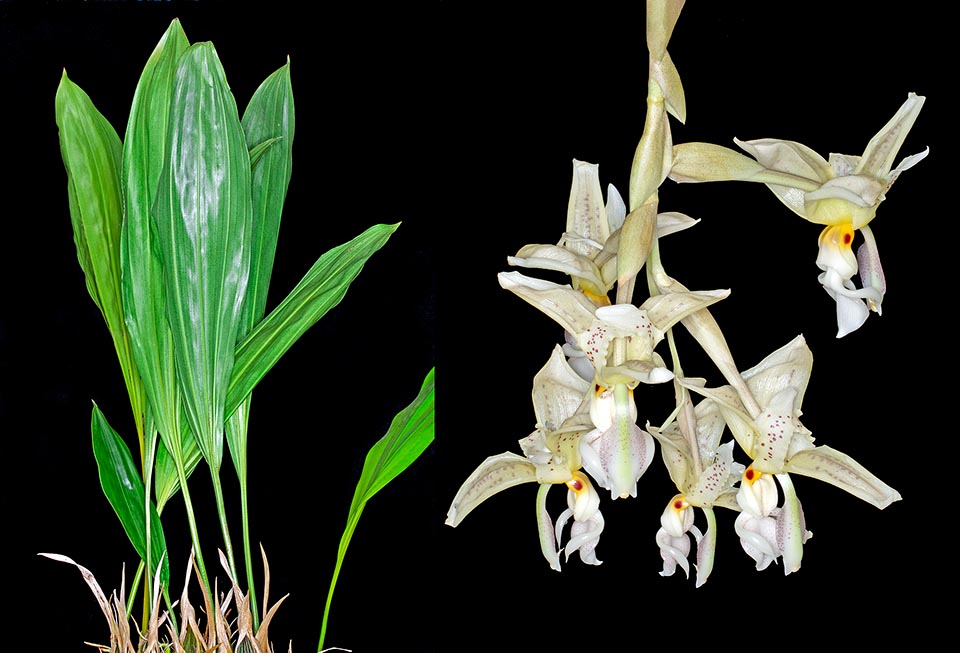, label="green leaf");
[56,71,145,449]
[91,404,170,586]
[229,63,296,626]
[318,367,435,650]
[226,222,398,415]
[353,366,435,506]
[56,71,123,329]
[121,18,190,461]
[153,42,253,470]
[240,58,295,330]
[225,58,295,478]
